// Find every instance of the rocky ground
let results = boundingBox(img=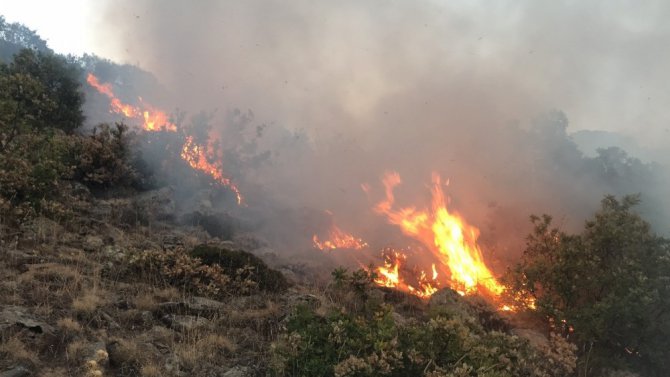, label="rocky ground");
[0,183,550,377]
[0,183,318,376]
